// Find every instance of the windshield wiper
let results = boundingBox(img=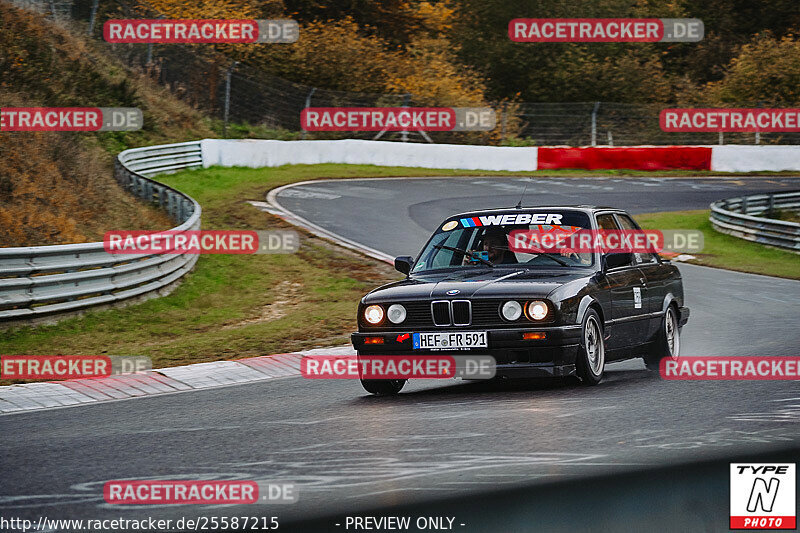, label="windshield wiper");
[433,244,495,267]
